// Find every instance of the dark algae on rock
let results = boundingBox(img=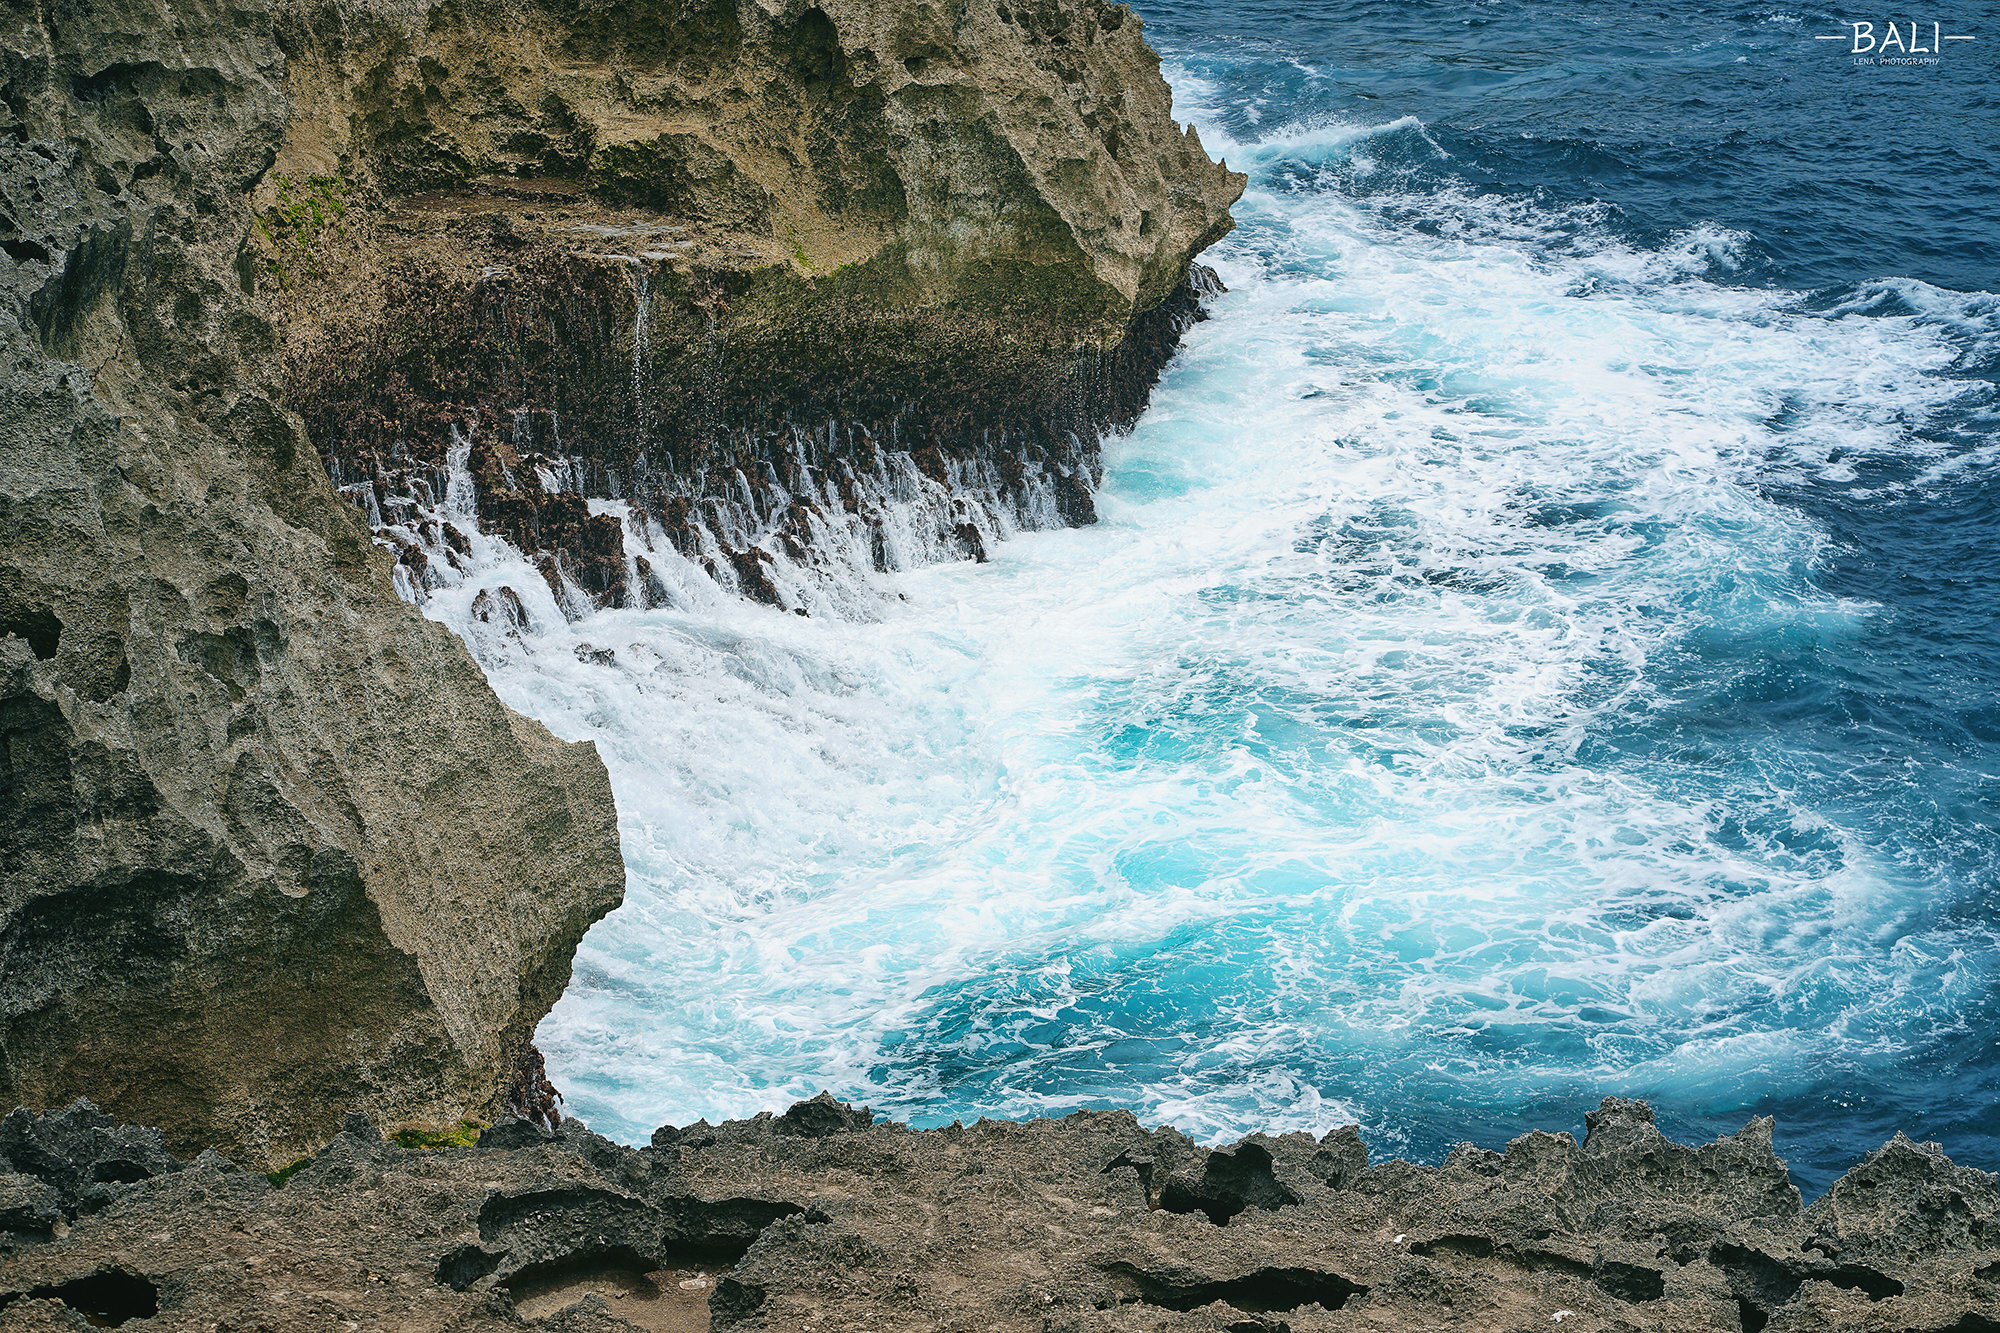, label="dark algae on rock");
[0,0,624,1167]
[0,1096,1994,1331]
